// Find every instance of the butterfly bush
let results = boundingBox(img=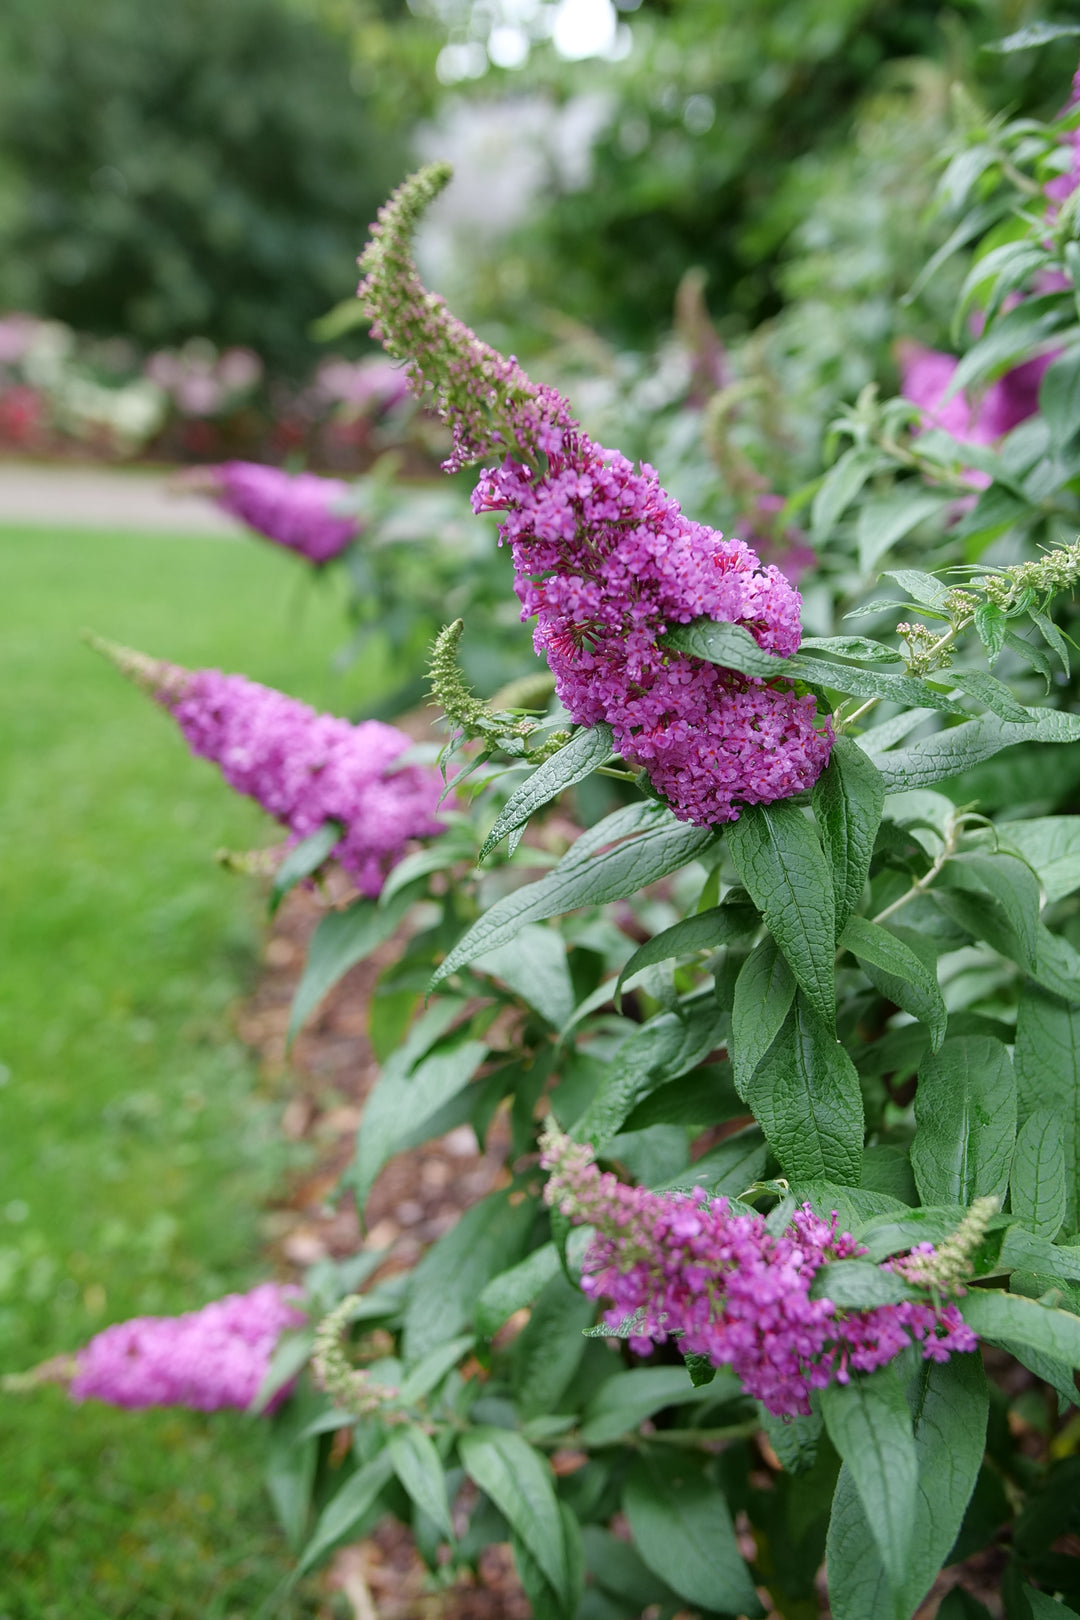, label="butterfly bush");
[357,165,832,827]
[95,640,444,896]
[541,1125,976,1418]
[70,1284,305,1413]
[199,460,361,563]
[899,64,1080,453]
